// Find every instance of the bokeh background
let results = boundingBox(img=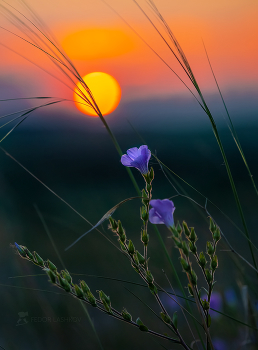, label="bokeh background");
[0,0,258,349]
